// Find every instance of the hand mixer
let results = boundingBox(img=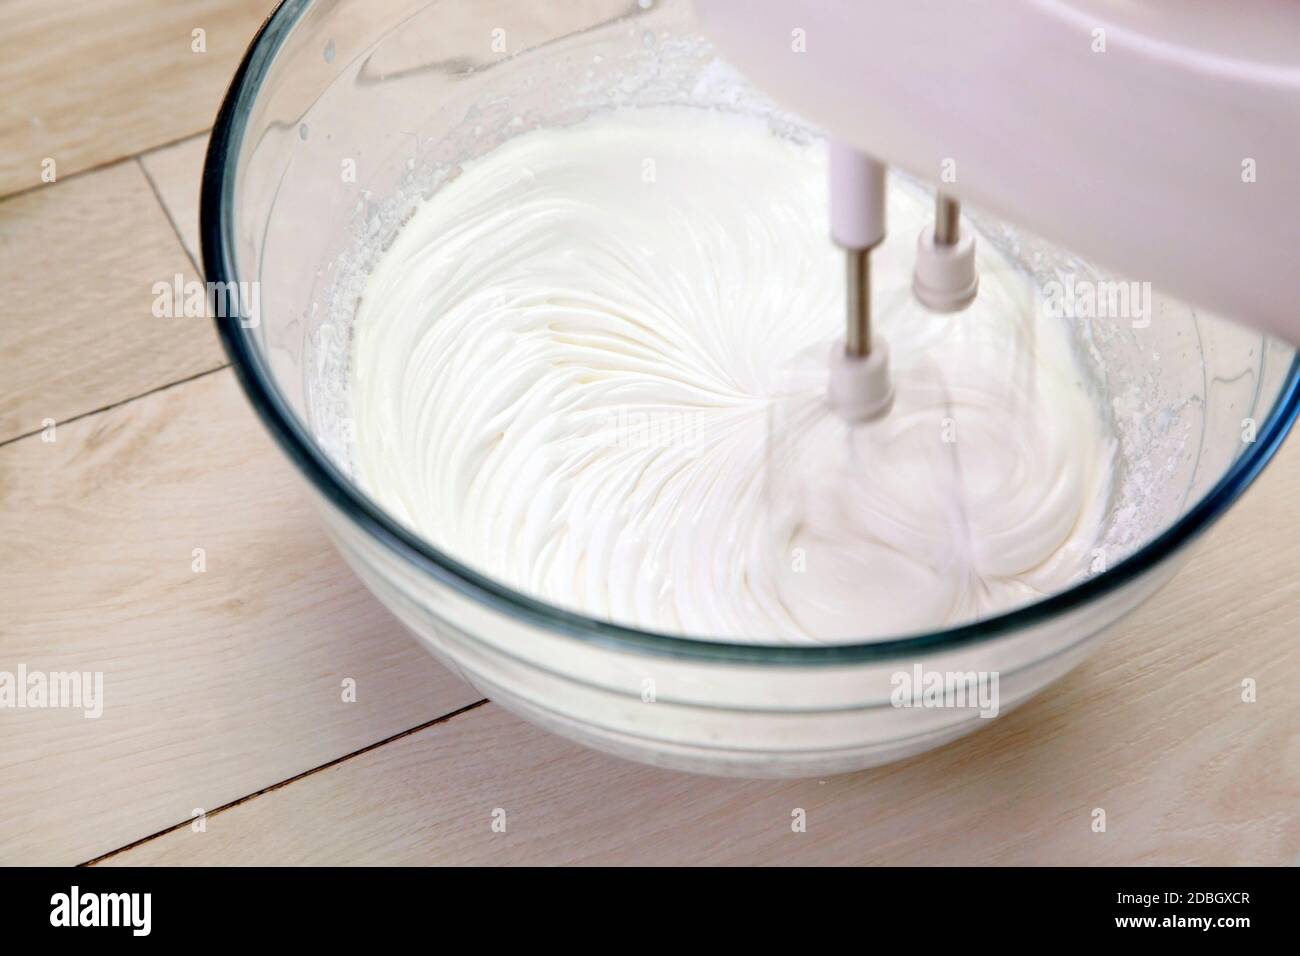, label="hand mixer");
[697,0,1300,420]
